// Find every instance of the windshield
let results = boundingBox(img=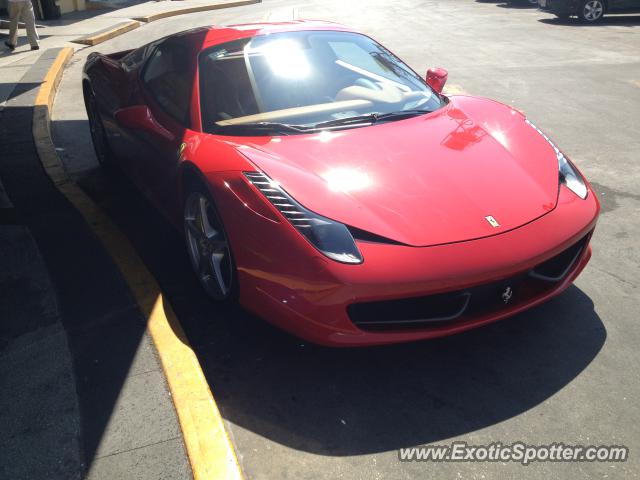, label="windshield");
[199,30,445,134]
